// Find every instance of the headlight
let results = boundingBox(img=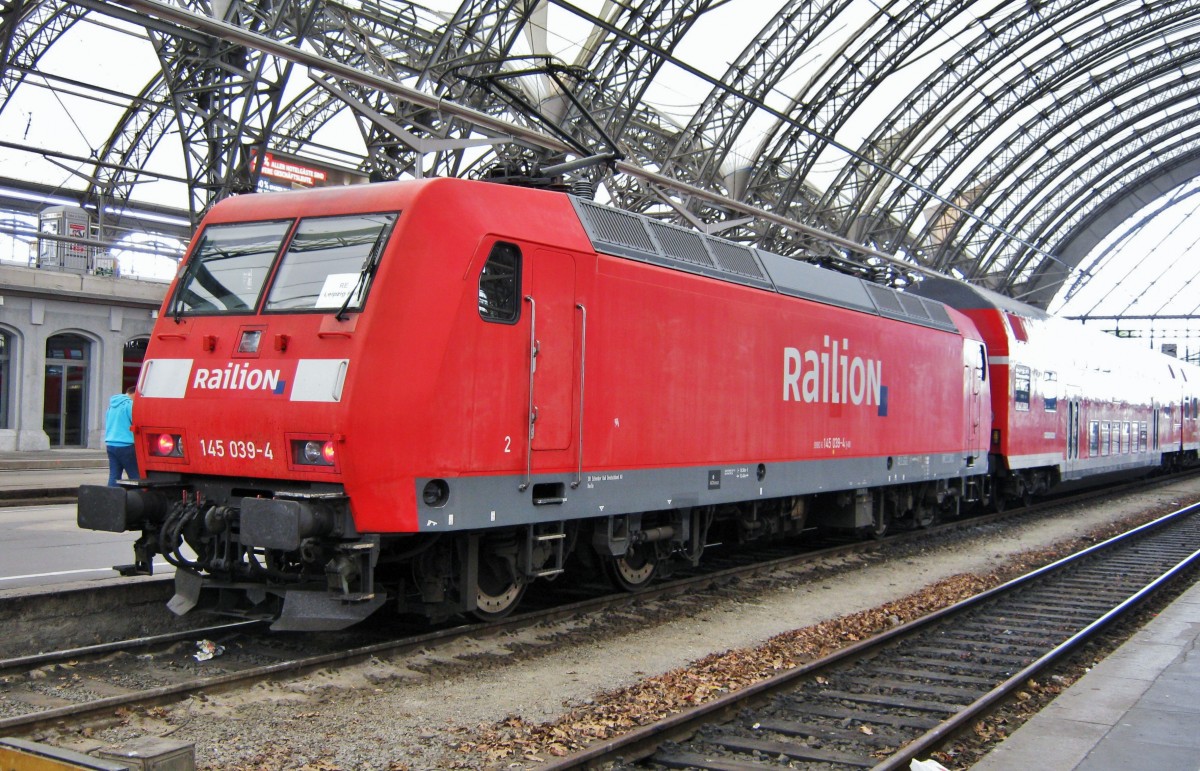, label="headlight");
[293,439,336,467]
